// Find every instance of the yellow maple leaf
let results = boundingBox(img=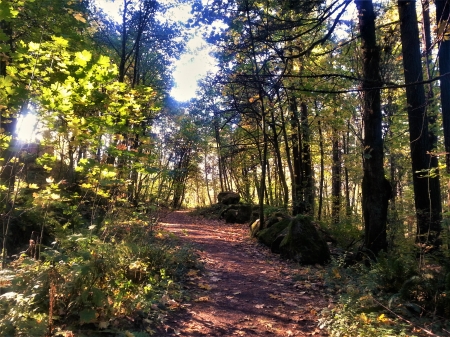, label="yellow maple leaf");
[360,313,370,323]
